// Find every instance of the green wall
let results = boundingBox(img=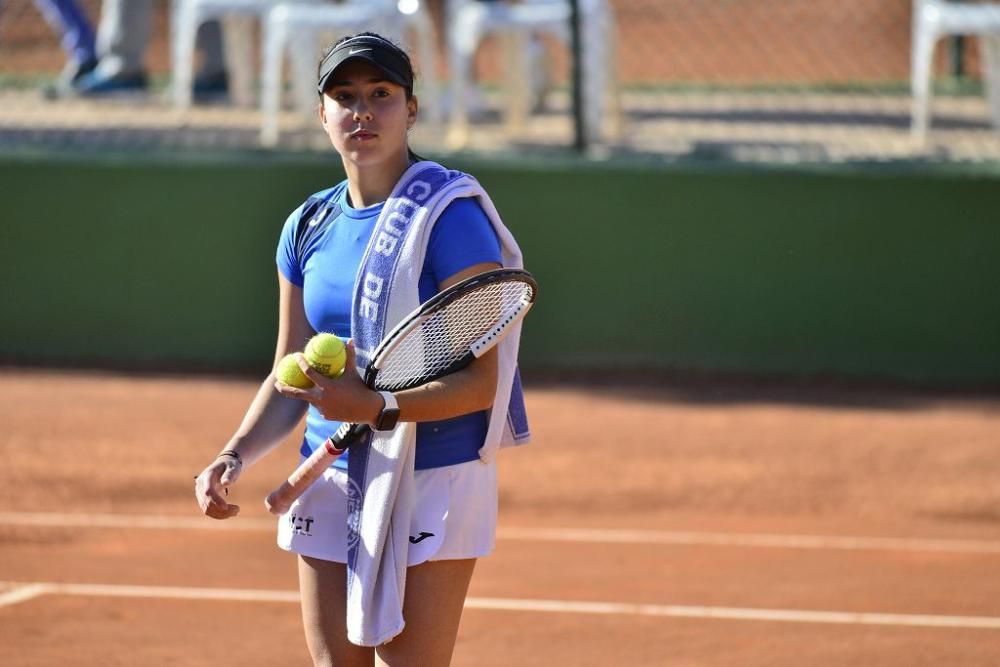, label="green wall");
[2,153,999,385]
